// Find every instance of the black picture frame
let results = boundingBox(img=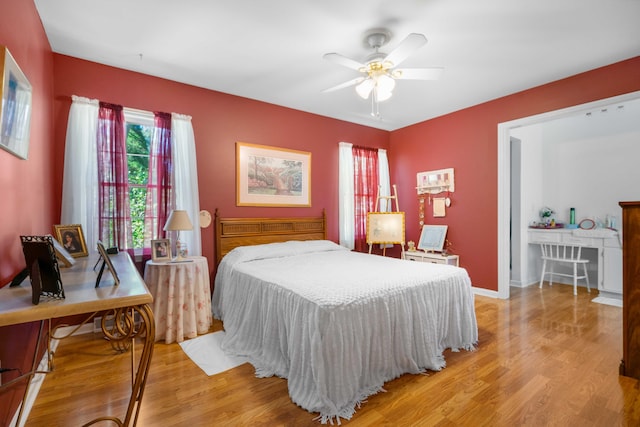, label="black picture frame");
[96,241,120,287]
[20,235,65,304]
